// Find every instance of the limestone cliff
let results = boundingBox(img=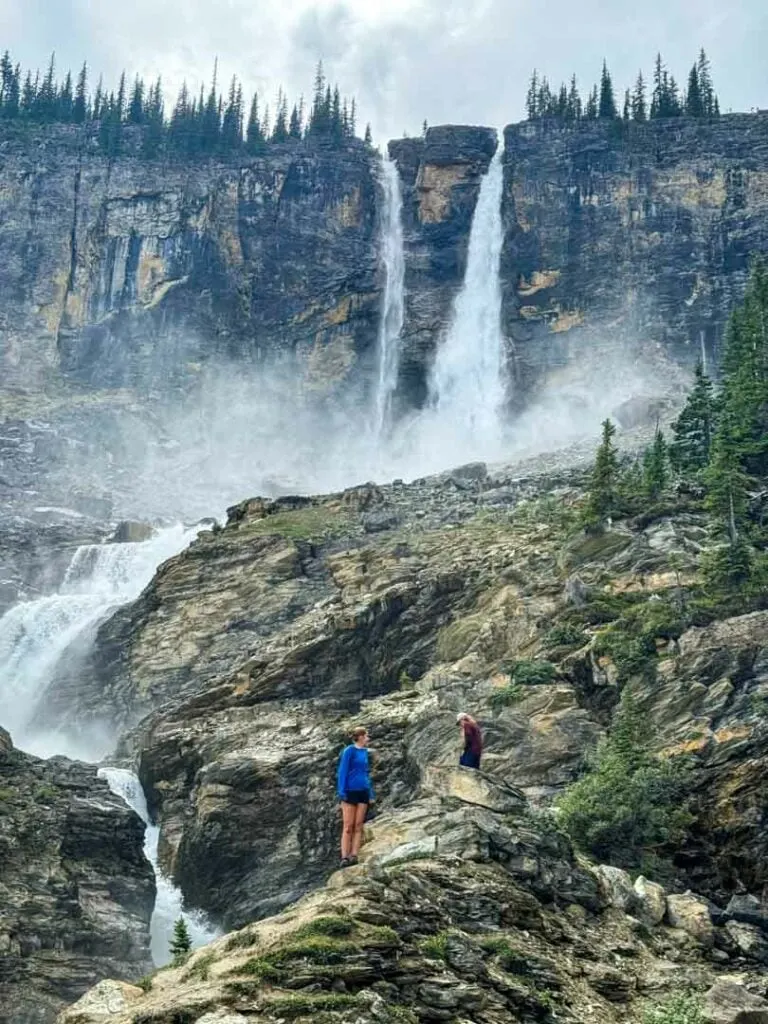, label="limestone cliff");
[0,727,154,1024]
[499,113,768,399]
[0,125,380,393]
